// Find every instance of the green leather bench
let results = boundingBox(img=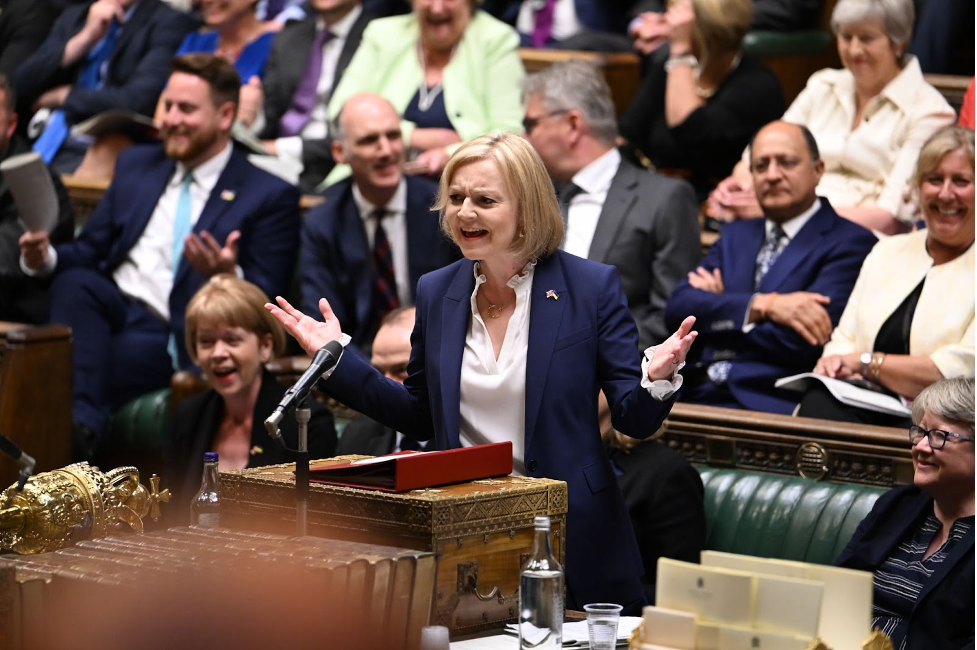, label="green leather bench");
[697,467,885,565]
